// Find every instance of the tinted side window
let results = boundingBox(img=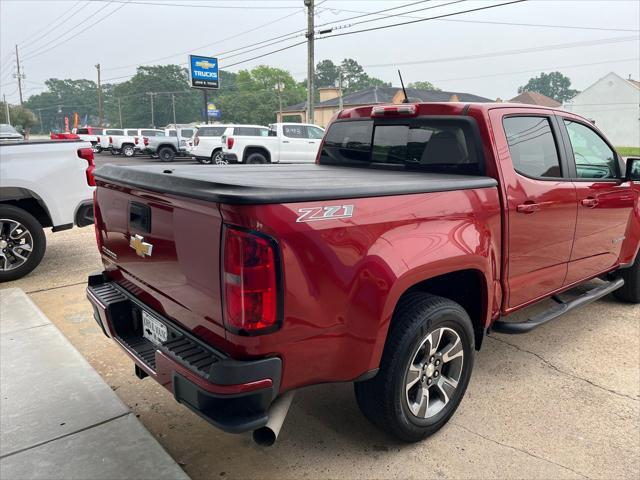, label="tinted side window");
[77,128,90,134]
[283,125,306,138]
[198,127,226,137]
[563,120,618,179]
[106,129,123,135]
[181,129,194,138]
[503,116,562,179]
[235,127,267,136]
[168,130,177,137]
[126,129,138,136]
